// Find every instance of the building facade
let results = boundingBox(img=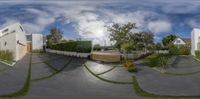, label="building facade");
[191,28,200,56]
[173,37,191,48]
[26,33,43,52]
[0,23,27,61]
